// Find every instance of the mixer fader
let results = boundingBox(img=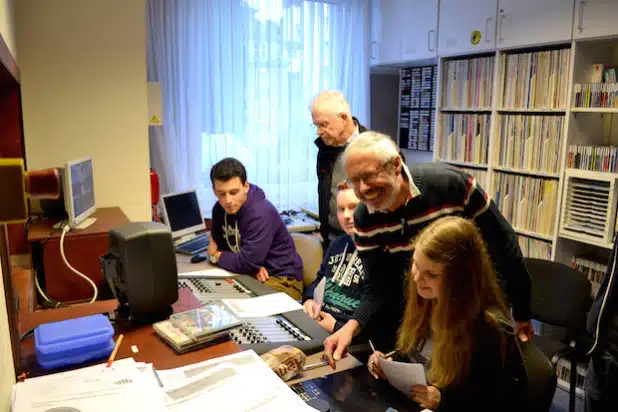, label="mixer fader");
[178,274,328,354]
